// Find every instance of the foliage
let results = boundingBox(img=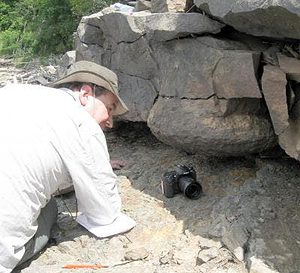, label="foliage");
[0,0,114,58]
